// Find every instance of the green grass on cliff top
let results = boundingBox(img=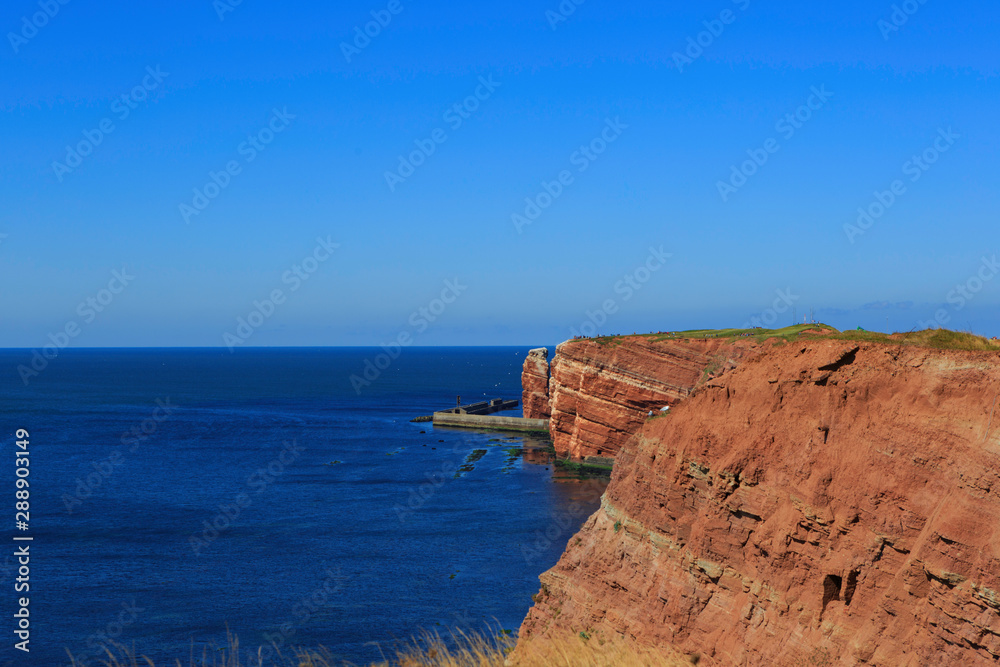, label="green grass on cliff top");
[592,324,1000,352]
